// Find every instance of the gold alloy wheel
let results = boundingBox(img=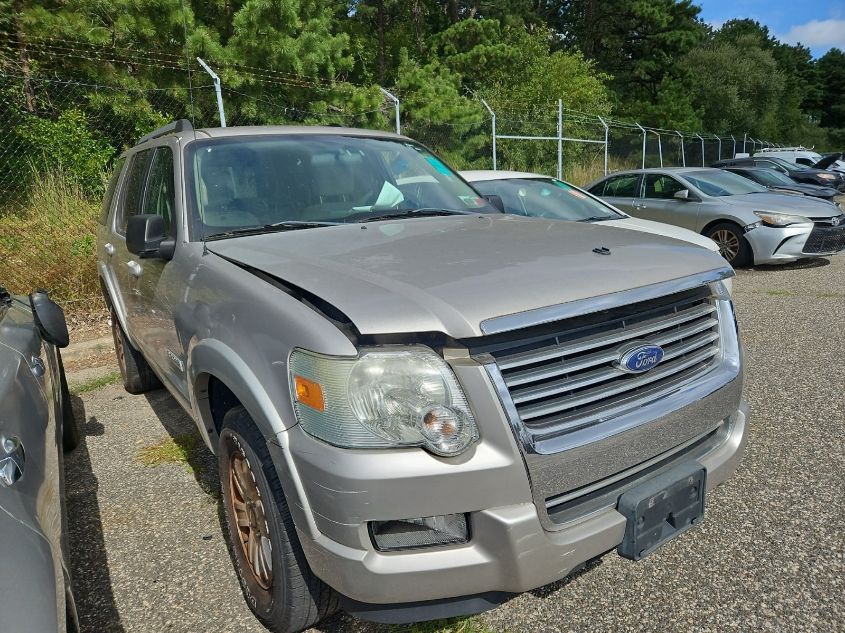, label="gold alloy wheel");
[711,229,741,263]
[229,449,274,590]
